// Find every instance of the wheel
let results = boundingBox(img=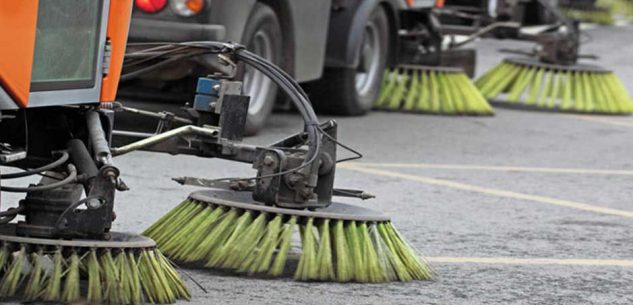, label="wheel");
[310,5,390,116]
[240,3,282,135]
